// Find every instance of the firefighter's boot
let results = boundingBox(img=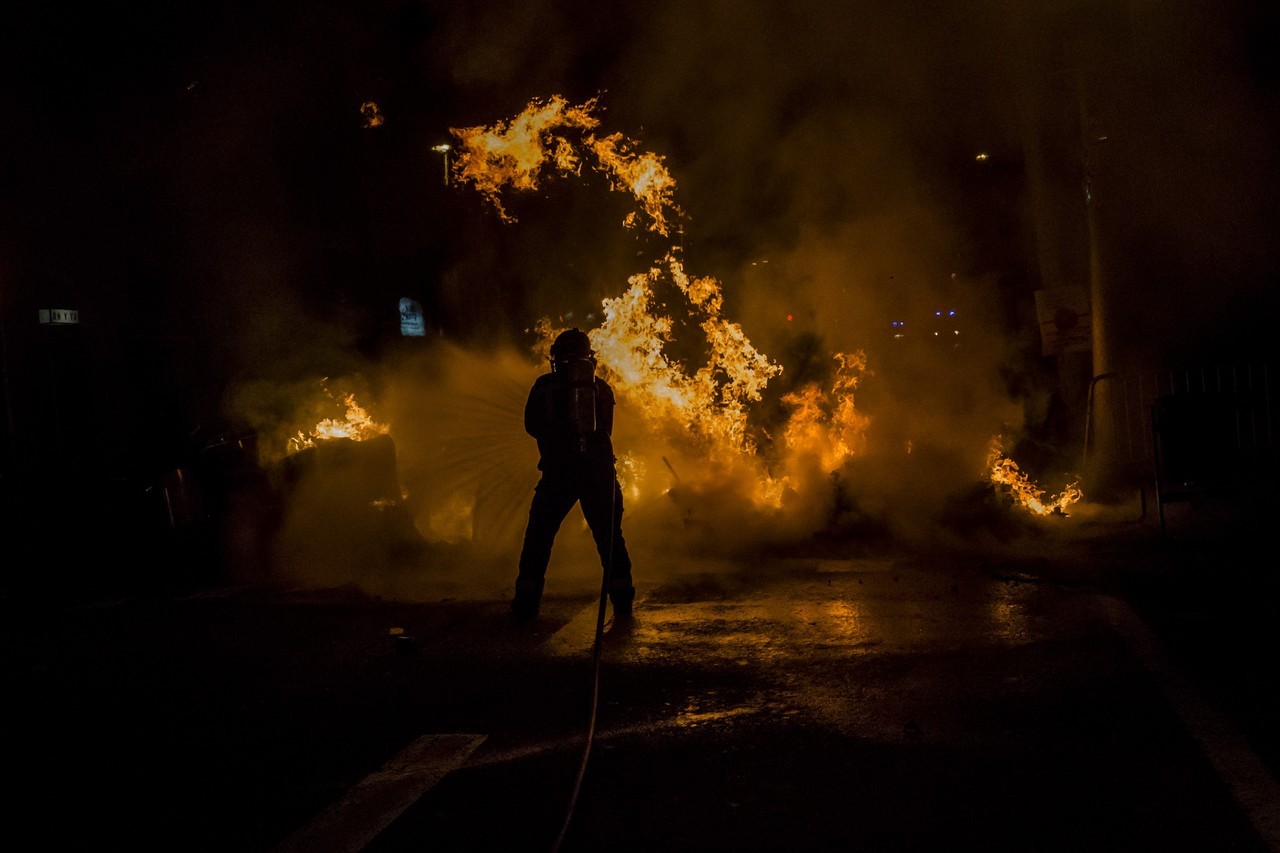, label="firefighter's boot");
[511,577,543,620]
[609,581,635,620]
